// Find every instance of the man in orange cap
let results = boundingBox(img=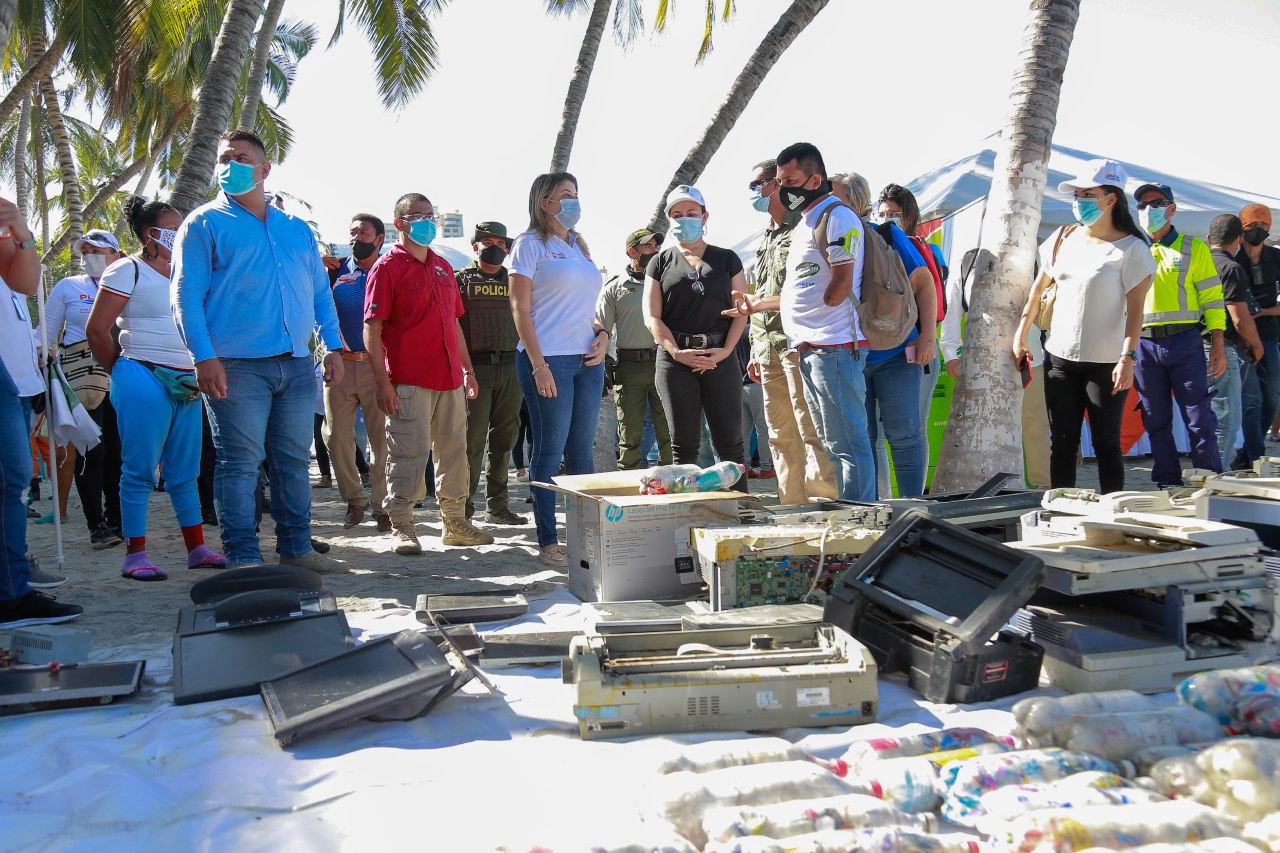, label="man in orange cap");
[1233,203,1280,467]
